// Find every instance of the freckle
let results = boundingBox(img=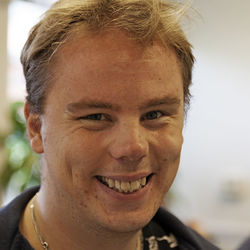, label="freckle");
[94,195,98,199]
[84,190,89,194]
[79,201,87,208]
